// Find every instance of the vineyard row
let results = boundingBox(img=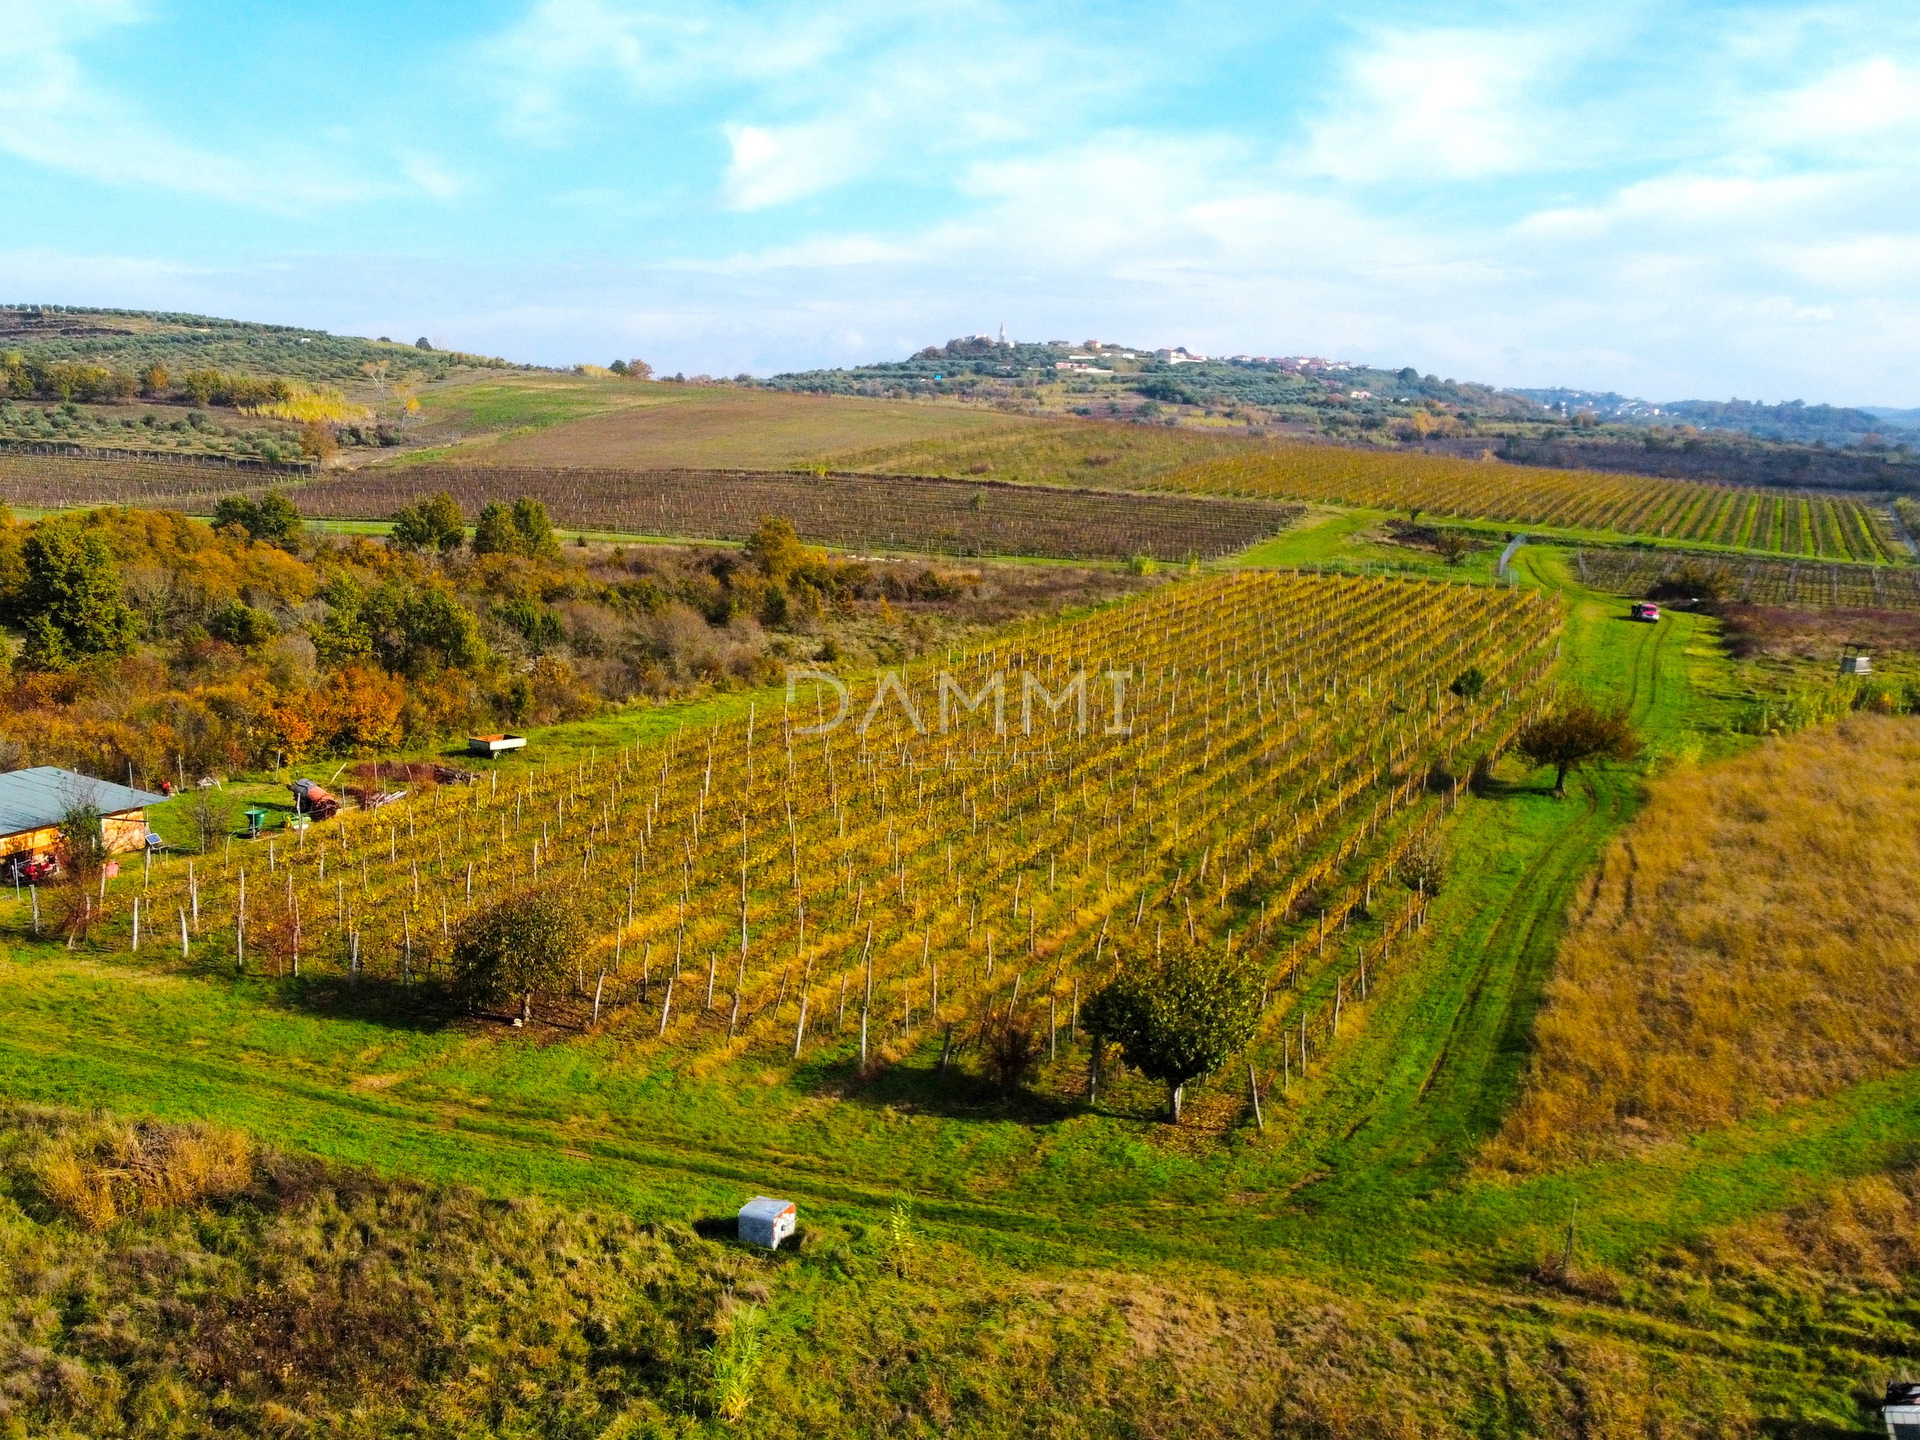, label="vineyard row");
[1574,547,1920,611]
